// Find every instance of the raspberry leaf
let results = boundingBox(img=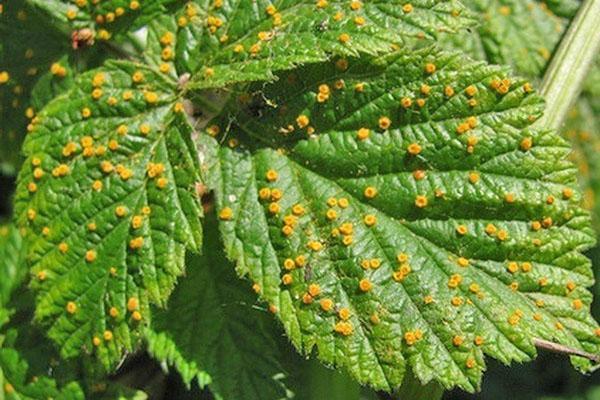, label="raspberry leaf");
[14,60,203,368]
[204,48,599,392]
